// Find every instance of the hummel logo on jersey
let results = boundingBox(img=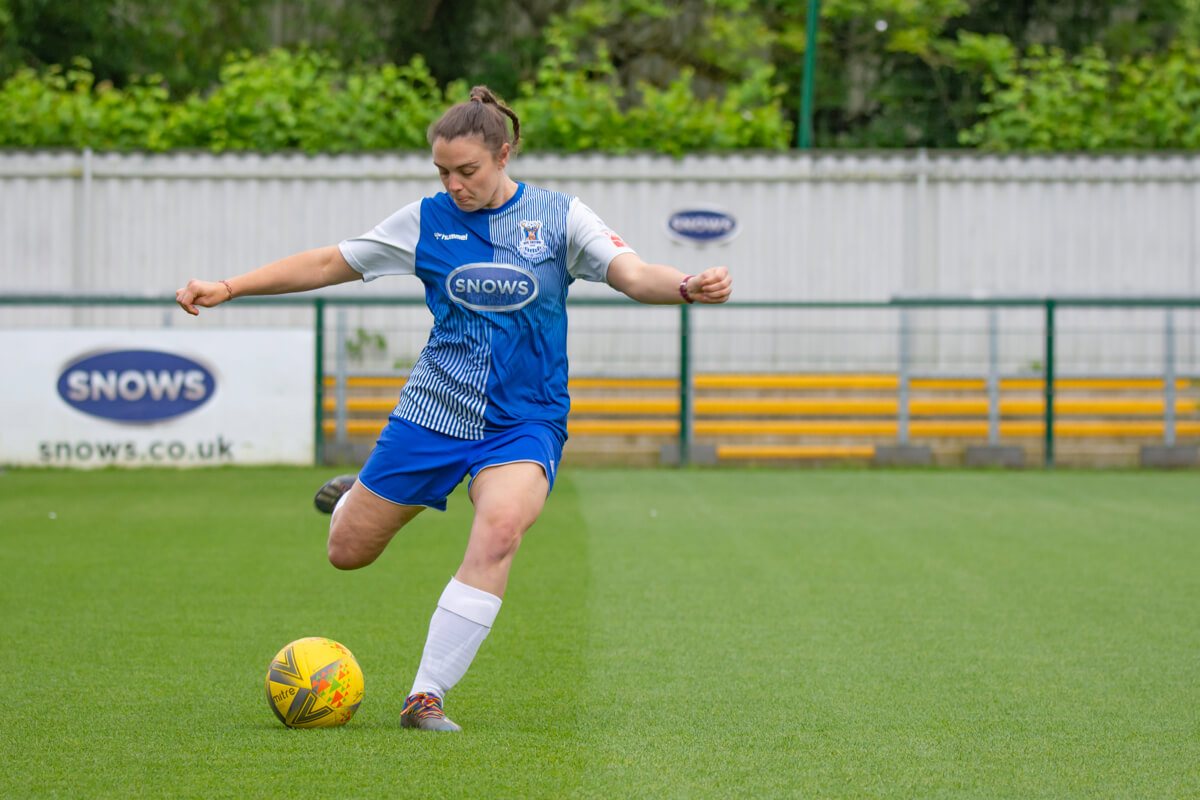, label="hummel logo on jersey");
[434,232,469,241]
